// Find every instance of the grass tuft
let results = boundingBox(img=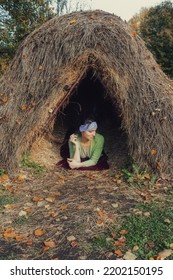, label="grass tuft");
[20,152,46,175]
